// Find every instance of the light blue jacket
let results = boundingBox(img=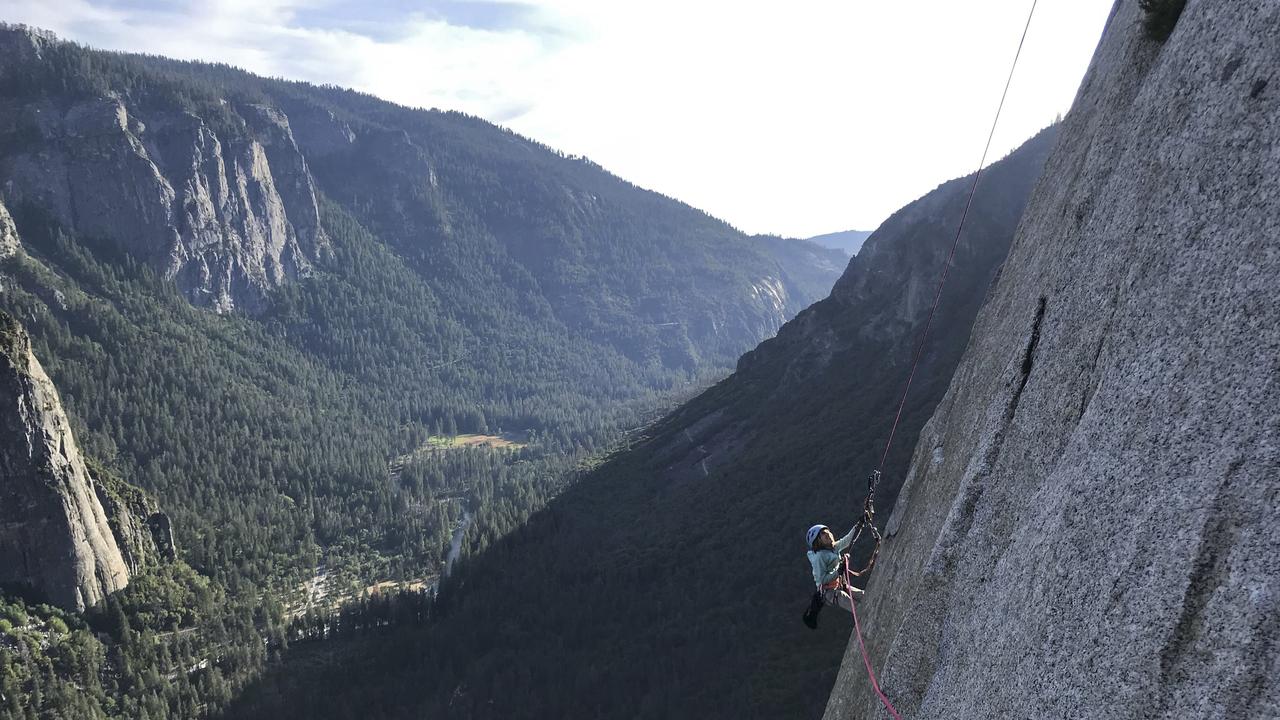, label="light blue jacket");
[807,526,856,589]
